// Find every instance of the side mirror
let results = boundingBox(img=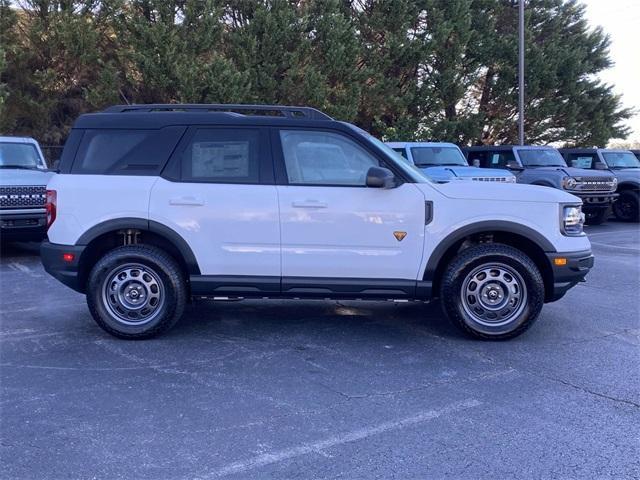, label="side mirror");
[594,161,608,170]
[366,166,396,189]
[506,160,523,170]
[472,159,480,167]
